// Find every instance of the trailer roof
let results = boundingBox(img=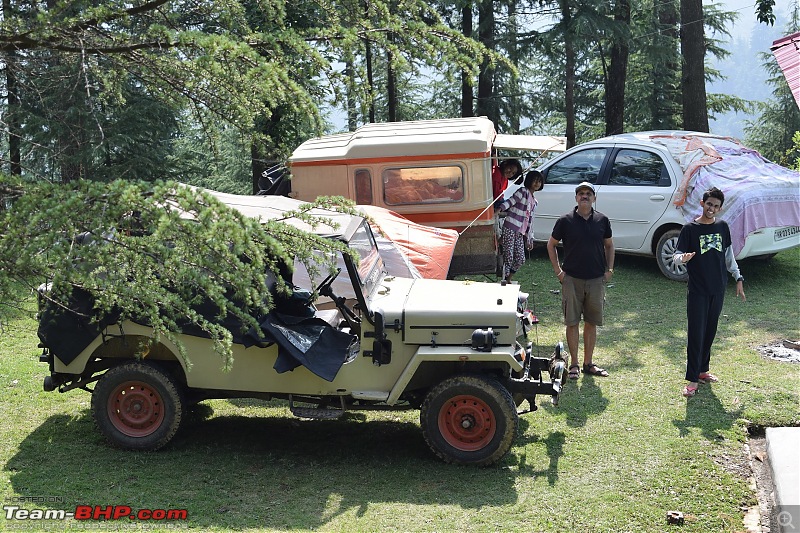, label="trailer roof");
[290,117,497,164]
